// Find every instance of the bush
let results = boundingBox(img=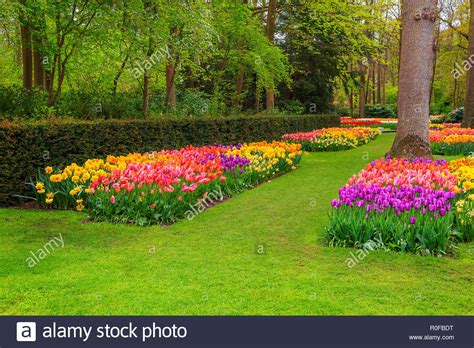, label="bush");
[55,89,144,119]
[445,107,464,123]
[333,105,350,116]
[0,85,52,120]
[0,113,339,205]
[365,104,396,118]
